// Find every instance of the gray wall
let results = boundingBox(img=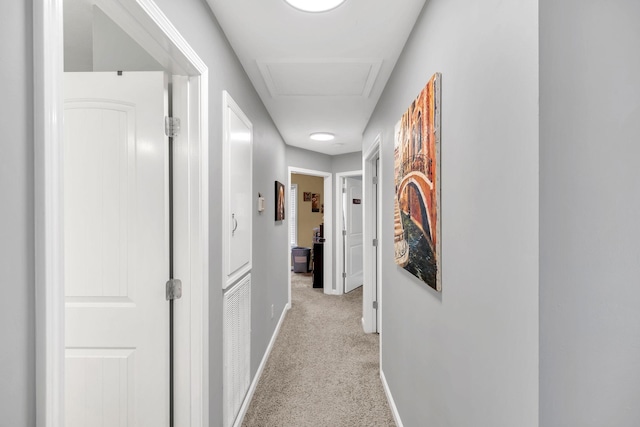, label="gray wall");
[0,1,35,426]
[286,145,332,173]
[64,1,164,72]
[331,151,362,174]
[64,0,93,71]
[92,7,163,72]
[539,1,640,426]
[362,0,539,425]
